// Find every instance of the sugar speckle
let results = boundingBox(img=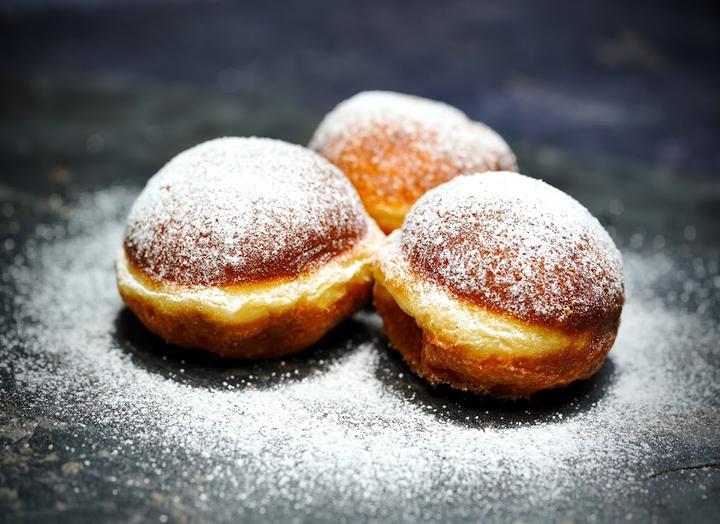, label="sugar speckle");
[309,91,517,210]
[396,172,624,328]
[124,137,369,286]
[1,188,718,521]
